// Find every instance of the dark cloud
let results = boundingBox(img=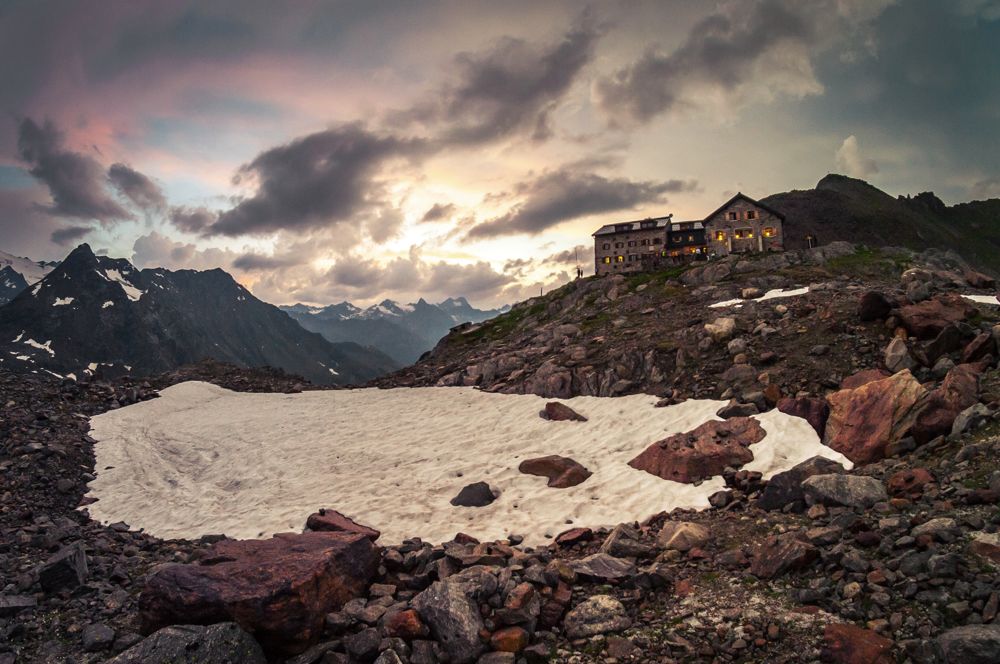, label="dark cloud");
[208,124,425,237]
[594,0,814,125]
[466,167,697,239]
[50,225,92,245]
[971,177,1000,200]
[397,20,601,145]
[420,202,456,223]
[231,252,300,271]
[108,162,167,213]
[503,257,533,273]
[16,118,133,222]
[169,205,217,233]
[544,244,590,264]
